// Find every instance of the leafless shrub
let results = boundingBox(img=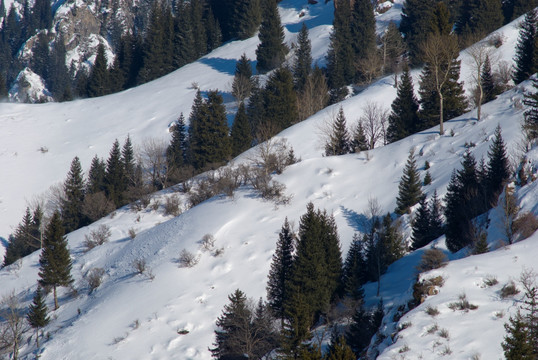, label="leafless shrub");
[487,32,505,48]
[213,166,243,197]
[426,323,439,334]
[140,138,169,190]
[82,192,115,222]
[128,228,137,239]
[413,276,445,304]
[38,146,48,153]
[249,168,291,204]
[448,293,478,311]
[493,60,513,92]
[483,275,499,287]
[398,344,410,353]
[439,345,452,356]
[416,248,448,273]
[425,305,440,316]
[297,70,329,121]
[179,249,200,268]
[495,310,505,319]
[86,267,105,293]
[500,280,520,298]
[250,138,298,175]
[133,259,147,275]
[188,178,218,207]
[213,247,225,257]
[438,328,450,339]
[164,195,181,216]
[83,225,112,251]
[512,212,538,242]
[200,234,216,252]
